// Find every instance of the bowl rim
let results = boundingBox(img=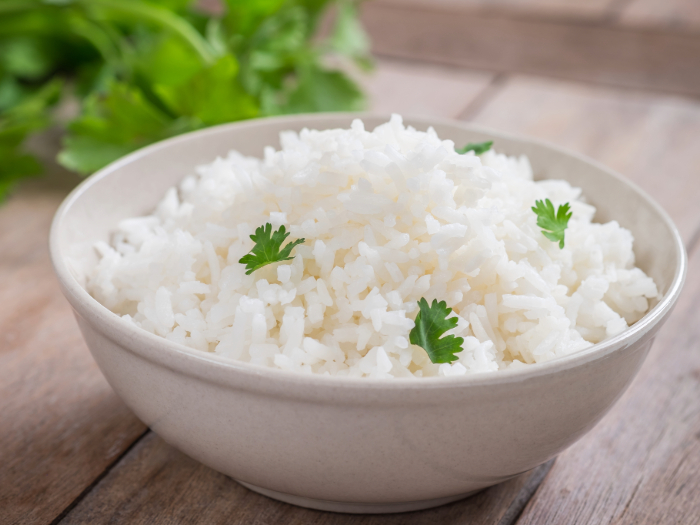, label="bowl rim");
[49,112,688,391]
